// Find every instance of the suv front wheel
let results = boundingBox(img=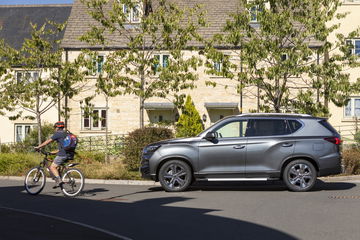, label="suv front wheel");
[158,160,192,192]
[283,159,317,192]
